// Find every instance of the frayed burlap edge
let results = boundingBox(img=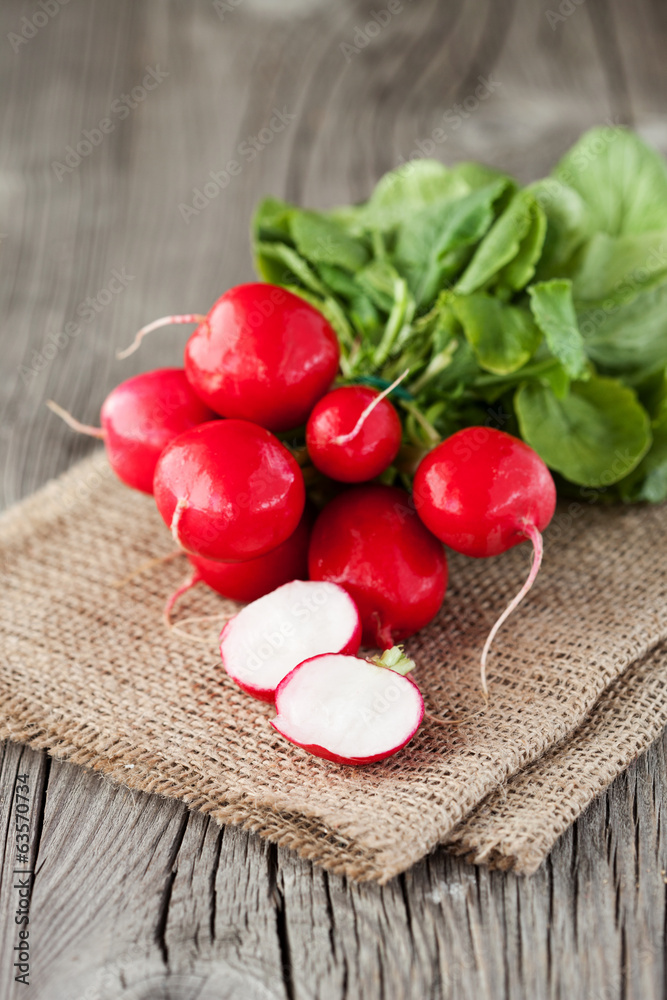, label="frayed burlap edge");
[445,641,667,873]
